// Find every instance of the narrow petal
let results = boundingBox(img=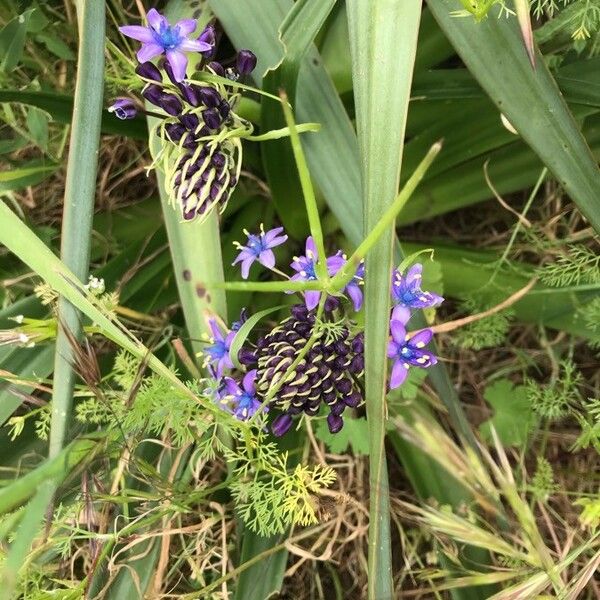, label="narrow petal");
[258,249,276,270]
[179,38,212,53]
[326,254,345,276]
[390,320,407,343]
[209,318,222,341]
[390,360,409,389]
[240,257,254,279]
[346,283,363,311]
[119,25,155,43]
[166,49,188,82]
[263,227,285,244]
[405,263,423,287]
[175,18,197,36]
[242,370,257,395]
[266,234,288,248]
[137,42,164,63]
[305,236,317,258]
[305,290,321,311]
[224,377,240,396]
[146,8,167,31]
[387,341,399,358]
[409,329,433,348]
[391,304,411,324]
